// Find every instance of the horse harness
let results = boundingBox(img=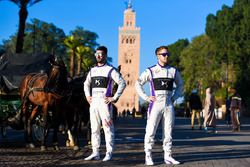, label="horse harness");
[24,72,61,100]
